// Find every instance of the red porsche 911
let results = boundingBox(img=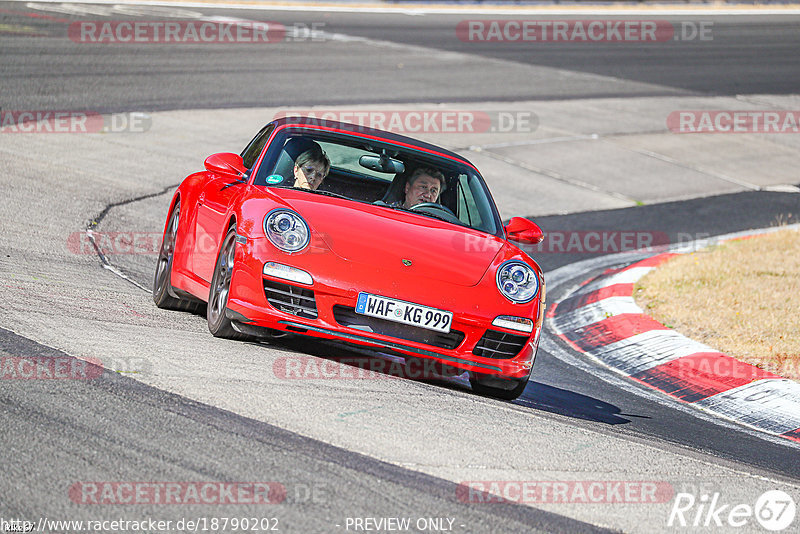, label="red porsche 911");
[153,117,545,400]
